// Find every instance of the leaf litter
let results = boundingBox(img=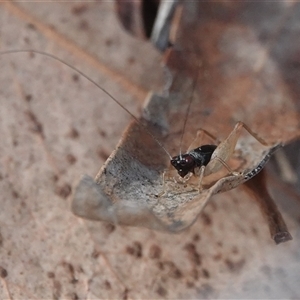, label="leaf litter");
[73,3,300,242]
[1,2,300,299]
